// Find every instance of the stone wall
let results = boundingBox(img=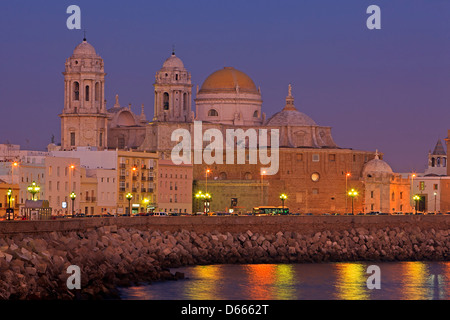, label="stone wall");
[1,215,450,236]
